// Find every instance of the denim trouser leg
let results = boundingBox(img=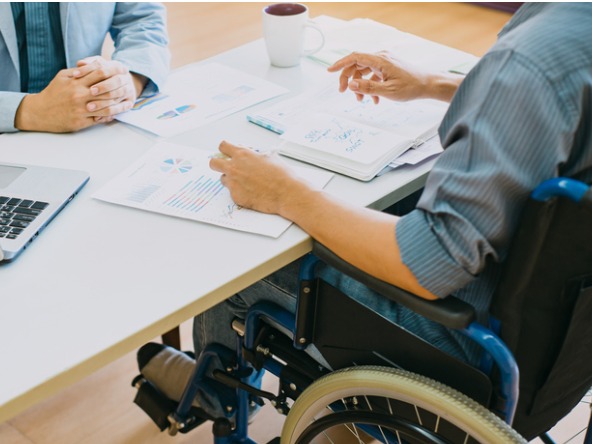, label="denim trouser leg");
[190,260,301,417]
[193,259,301,356]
